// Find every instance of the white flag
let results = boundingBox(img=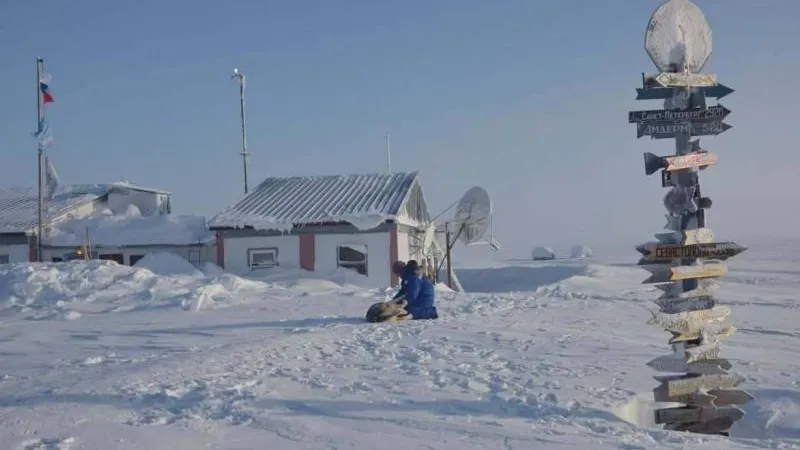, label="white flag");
[45,155,60,199]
